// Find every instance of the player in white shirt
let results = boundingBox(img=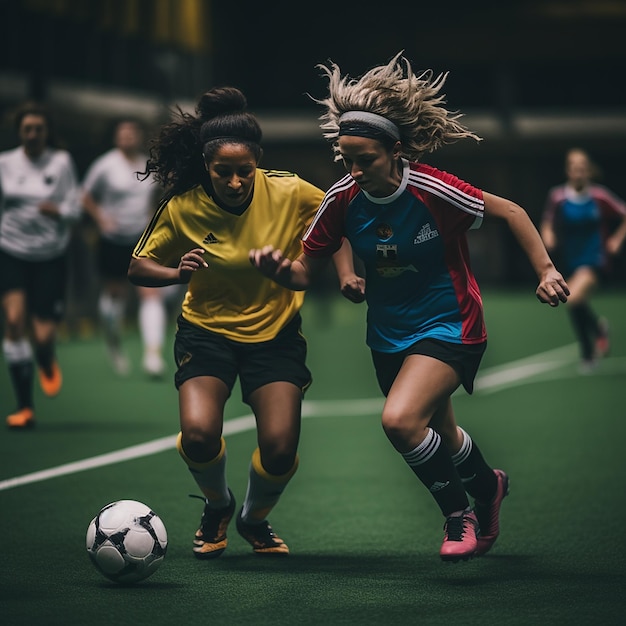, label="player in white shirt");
[82,118,177,377]
[0,101,81,428]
